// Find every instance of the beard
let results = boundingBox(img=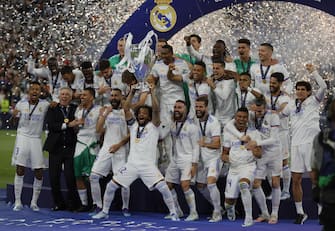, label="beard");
[110,99,121,109]
[173,111,183,121]
[195,110,205,119]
